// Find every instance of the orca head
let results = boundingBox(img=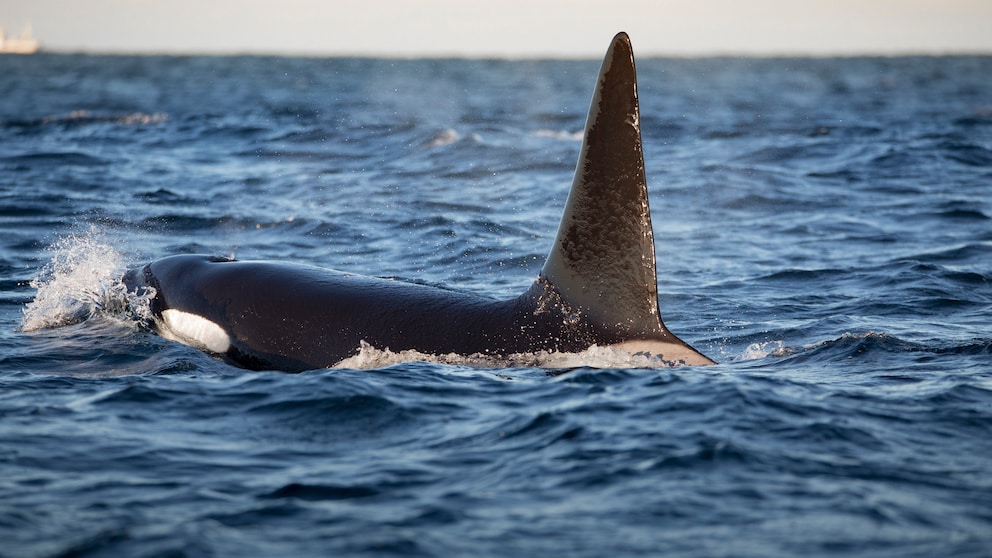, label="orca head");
[124,255,234,355]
